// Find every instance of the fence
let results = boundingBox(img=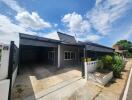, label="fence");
[84,61,98,80]
[0,42,18,100]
